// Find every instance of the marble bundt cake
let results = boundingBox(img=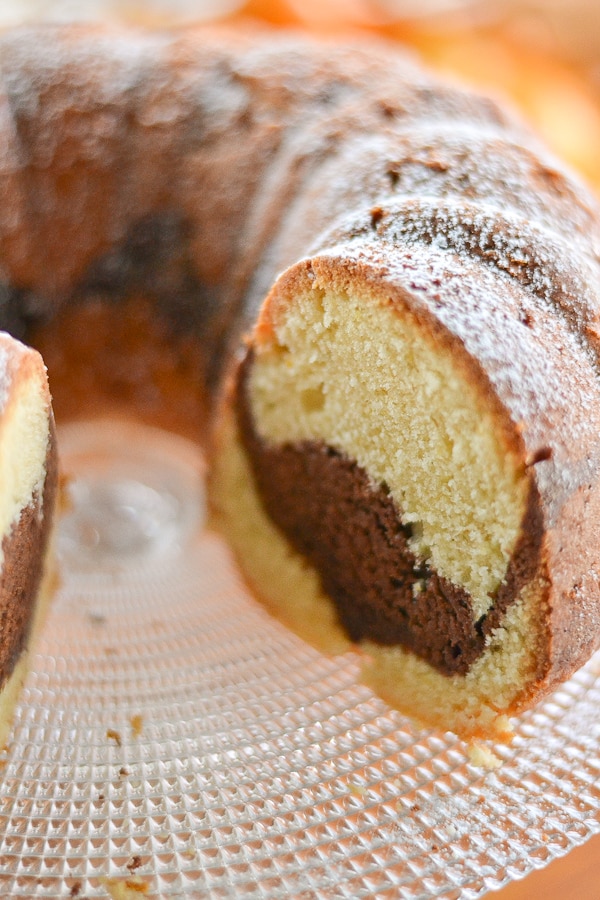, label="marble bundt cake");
[1,23,600,742]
